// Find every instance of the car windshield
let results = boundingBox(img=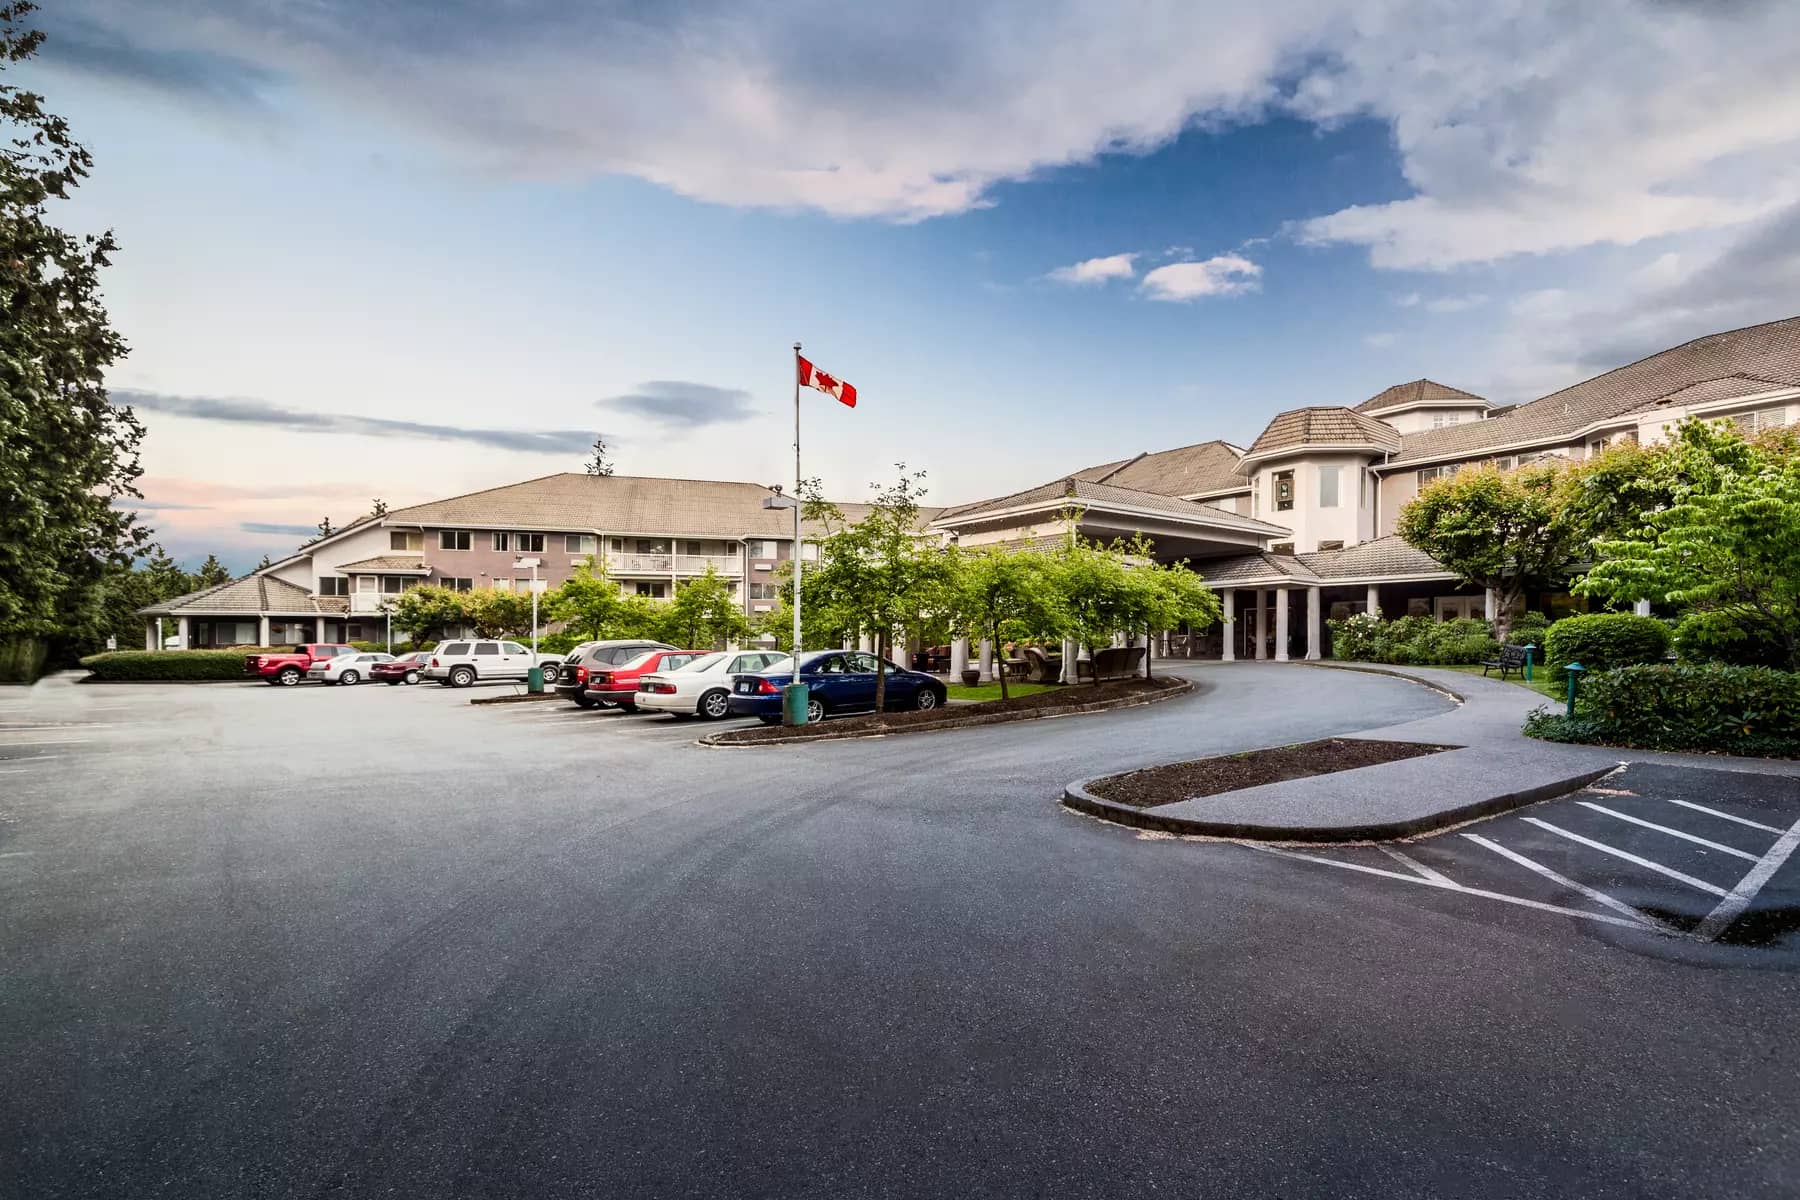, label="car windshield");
[676,652,727,673]
[760,655,793,673]
[620,650,659,670]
